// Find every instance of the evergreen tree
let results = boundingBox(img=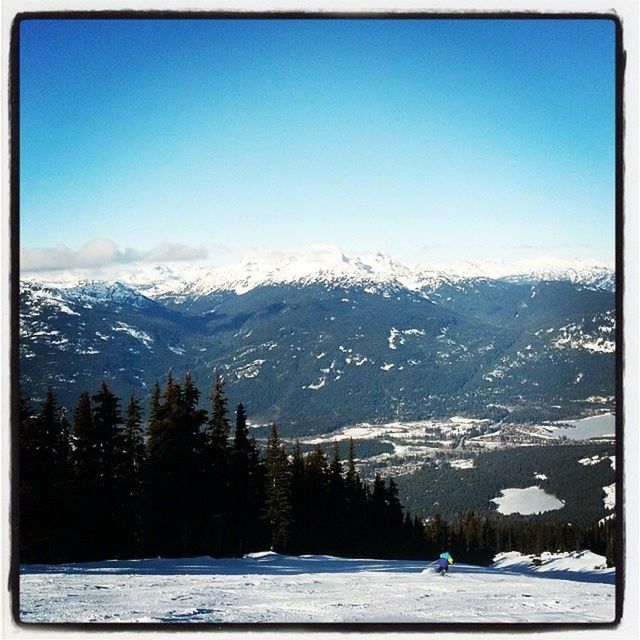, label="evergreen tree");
[346,439,357,482]
[344,438,366,556]
[233,403,249,454]
[263,424,292,553]
[73,392,95,460]
[303,445,331,552]
[124,393,145,476]
[92,380,123,469]
[178,372,208,555]
[20,388,71,562]
[120,393,146,556]
[91,381,127,558]
[368,474,390,557]
[289,439,306,554]
[386,478,405,557]
[208,374,230,450]
[24,376,618,566]
[144,379,168,556]
[70,390,100,560]
[247,431,268,551]
[424,511,449,558]
[149,381,163,424]
[145,373,207,557]
[204,374,231,556]
[229,403,259,556]
[327,442,346,554]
